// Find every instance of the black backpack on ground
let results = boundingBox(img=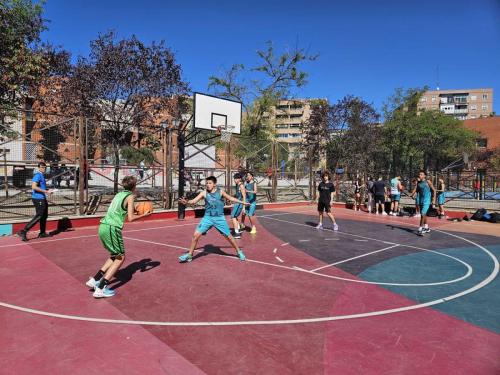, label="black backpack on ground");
[471,208,487,221]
